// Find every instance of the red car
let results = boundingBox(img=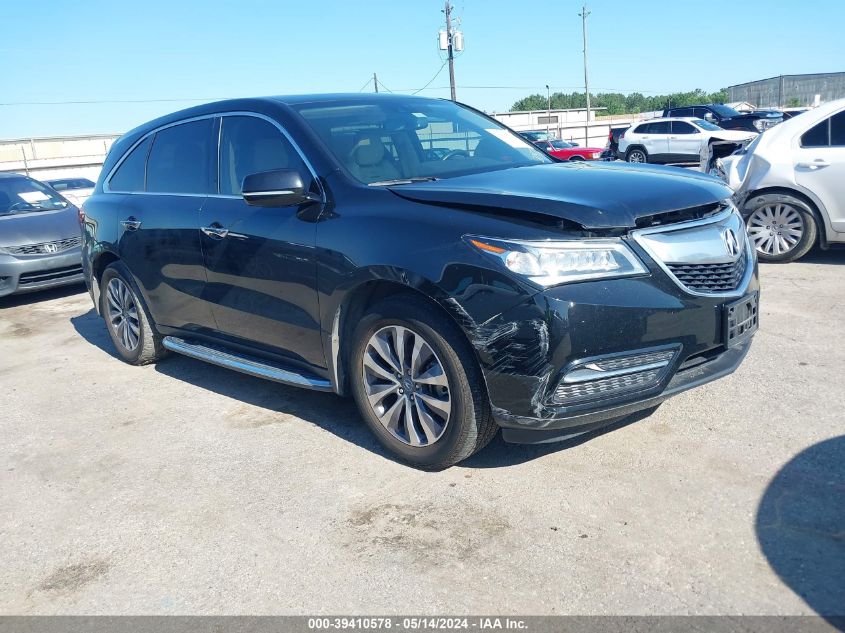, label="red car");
[533,139,603,161]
